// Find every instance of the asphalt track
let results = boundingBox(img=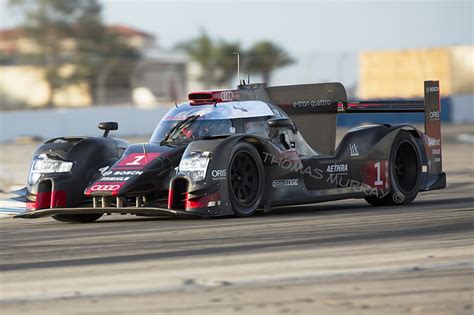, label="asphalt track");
[0,139,473,315]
